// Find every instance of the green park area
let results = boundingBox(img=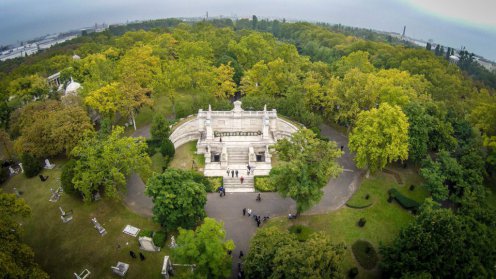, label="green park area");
[267,168,427,278]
